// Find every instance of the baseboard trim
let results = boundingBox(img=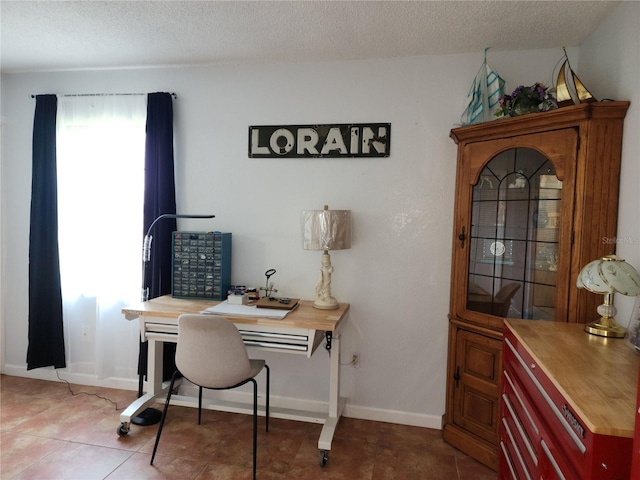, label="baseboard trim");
[1,364,138,390]
[1,365,443,430]
[344,404,443,429]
